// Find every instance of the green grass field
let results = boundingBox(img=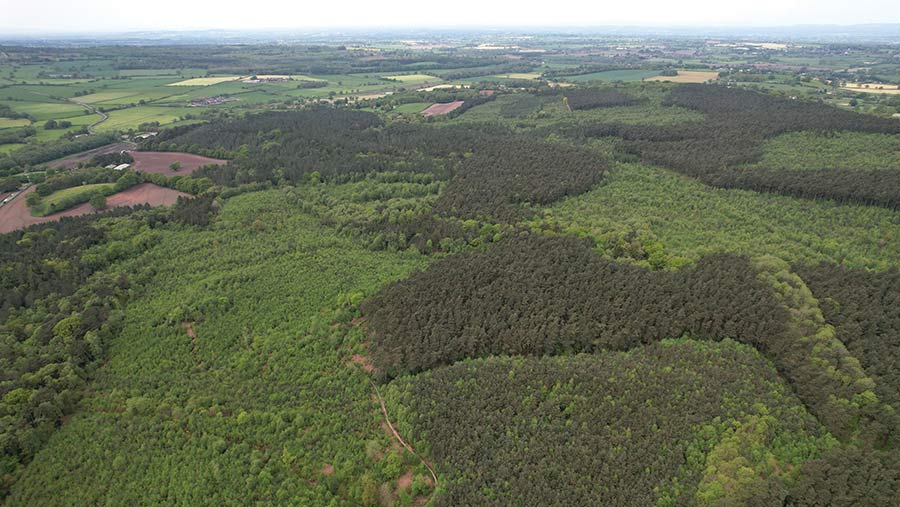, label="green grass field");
[30,183,113,216]
[0,101,86,121]
[564,69,662,82]
[0,142,26,154]
[380,73,440,85]
[0,118,32,129]
[95,106,195,132]
[391,102,430,113]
